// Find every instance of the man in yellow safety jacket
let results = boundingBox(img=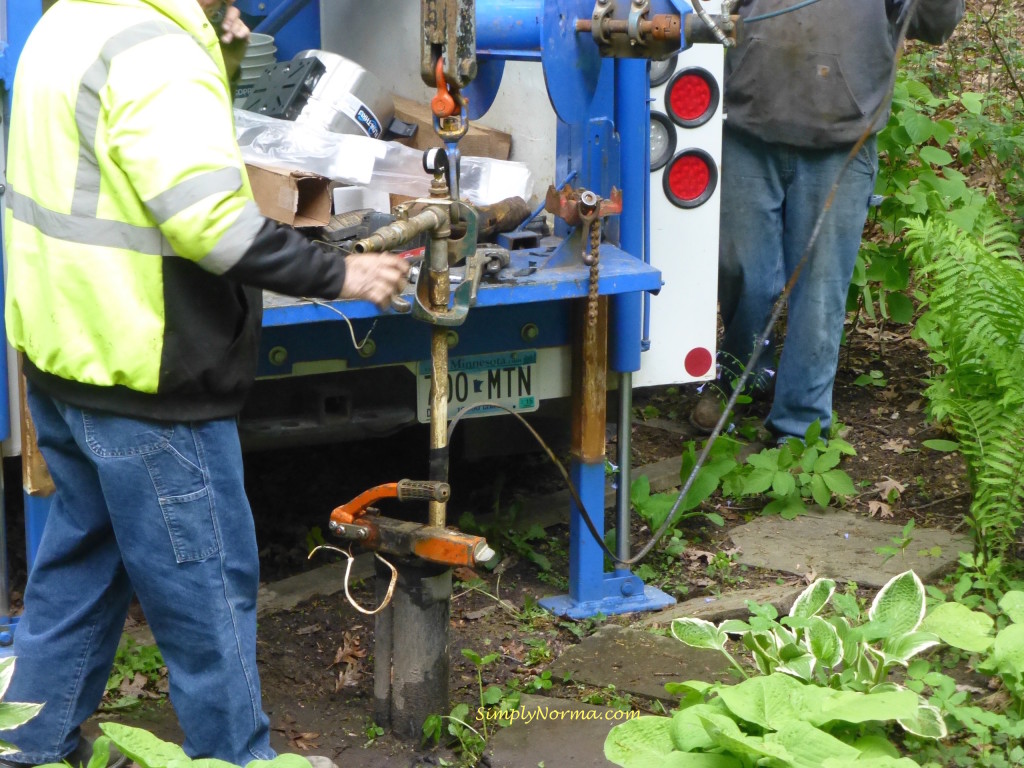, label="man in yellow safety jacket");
[2,0,407,764]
